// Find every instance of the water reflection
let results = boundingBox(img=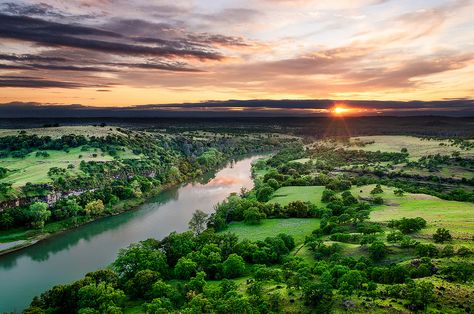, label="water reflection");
[0,155,261,312]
